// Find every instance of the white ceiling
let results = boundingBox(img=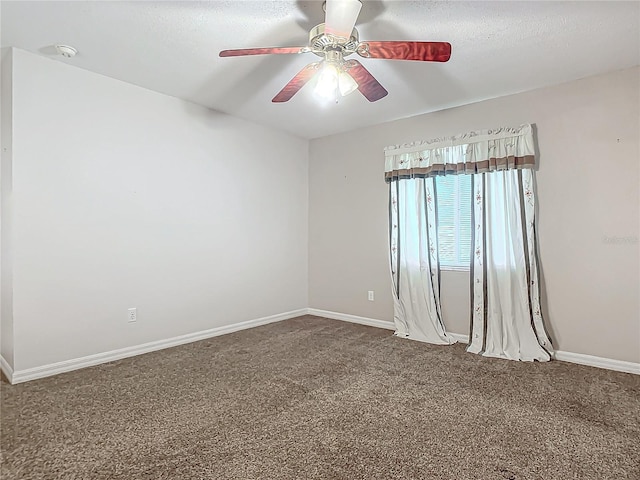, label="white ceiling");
[2,1,639,139]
